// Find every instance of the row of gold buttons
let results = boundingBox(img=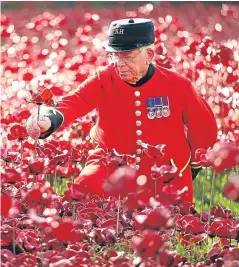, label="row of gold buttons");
[135,90,142,170]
